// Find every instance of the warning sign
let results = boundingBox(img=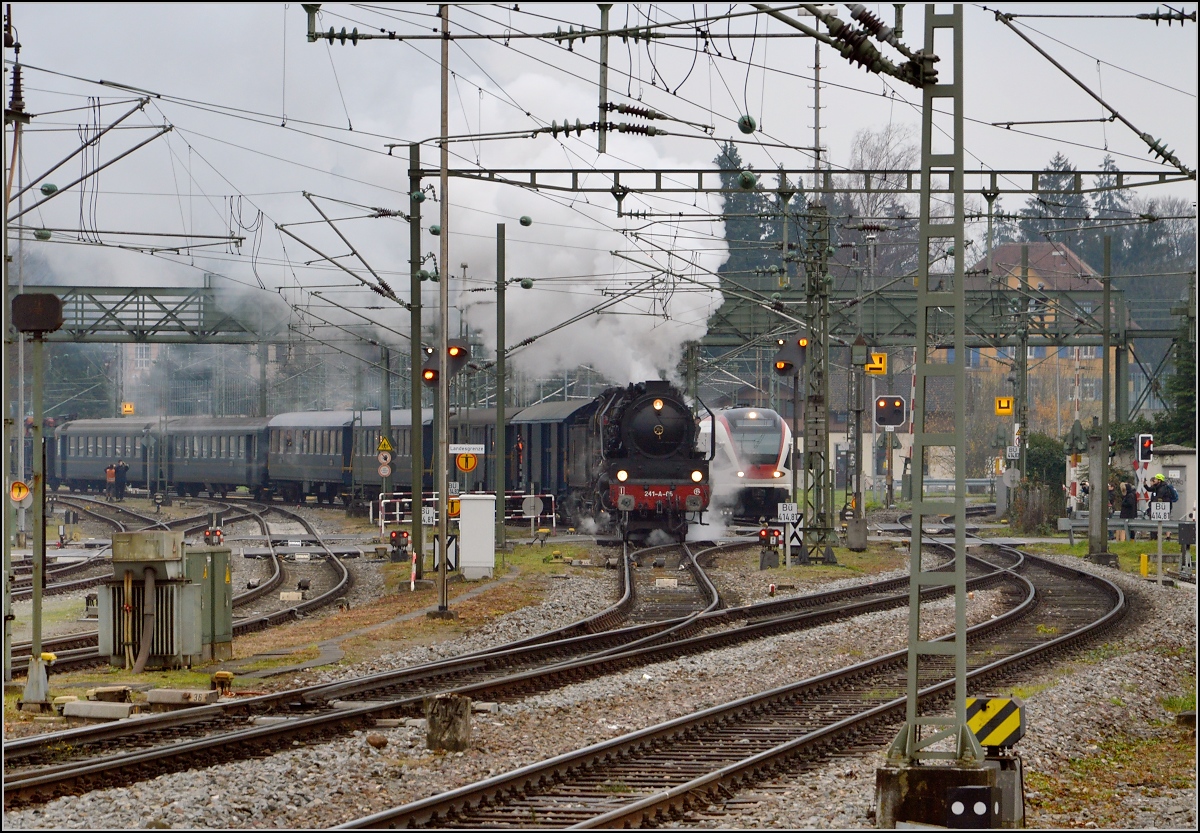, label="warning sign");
[10,480,31,503]
[456,453,478,473]
[448,497,460,518]
[377,435,394,453]
[966,696,1025,748]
